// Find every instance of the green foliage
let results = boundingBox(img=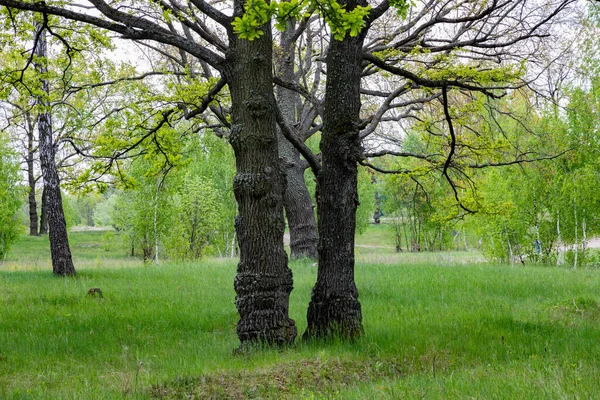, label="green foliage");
[381,167,455,252]
[92,192,119,227]
[108,133,236,261]
[232,0,379,41]
[179,132,237,257]
[389,0,411,18]
[101,231,115,252]
[61,193,78,230]
[164,175,221,259]
[110,161,176,262]
[231,0,274,40]
[423,60,525,86]
[0,133,24,259]
[61,192,104,227]
[320,0,372,41]
[454,88,600,266]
